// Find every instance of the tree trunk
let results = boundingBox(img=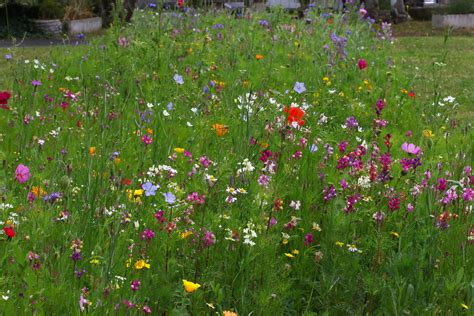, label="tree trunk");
[365,0,380,20]
[392,0,409,23]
